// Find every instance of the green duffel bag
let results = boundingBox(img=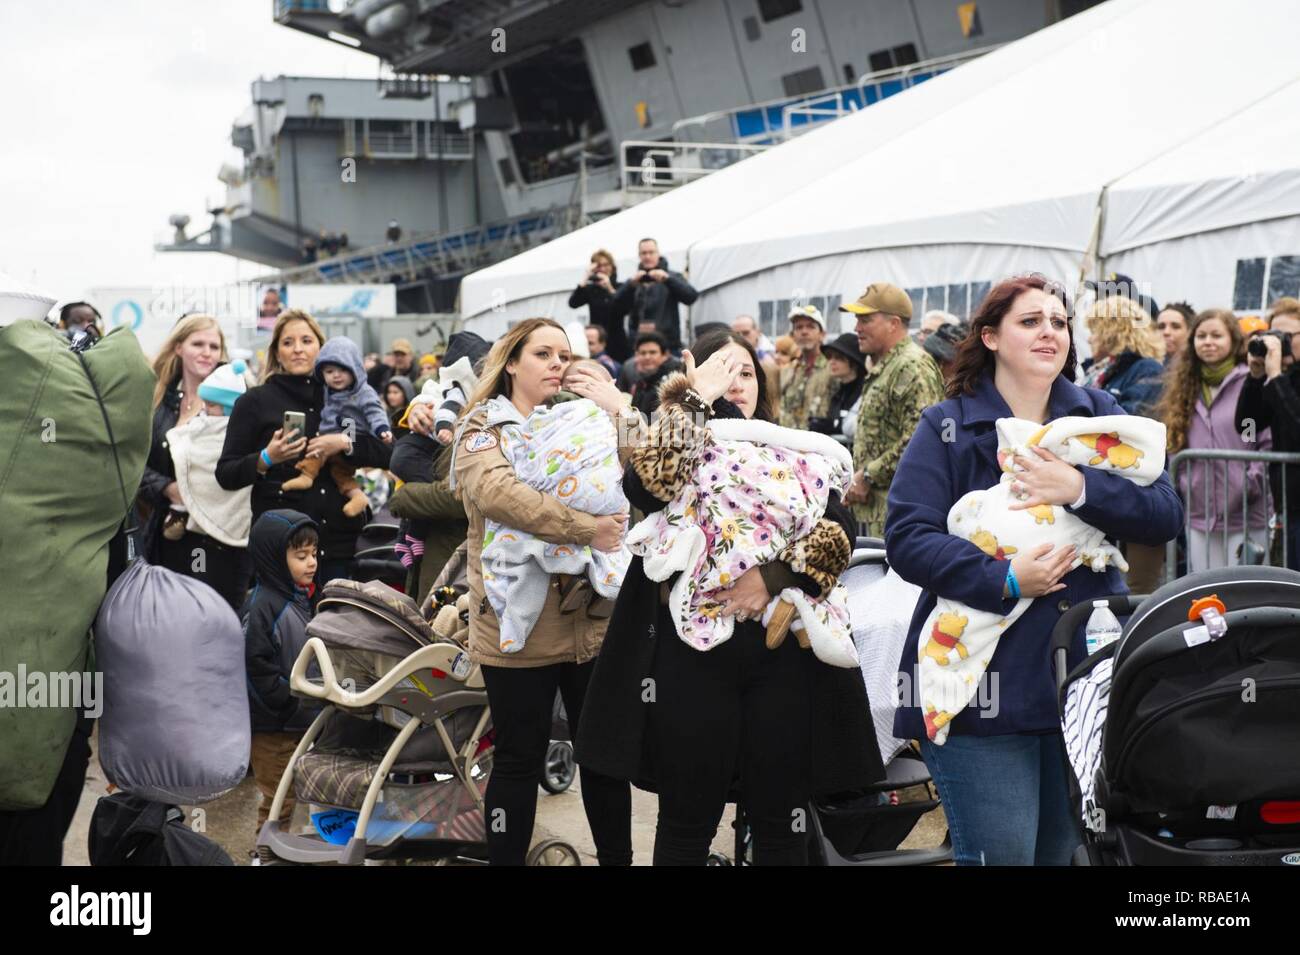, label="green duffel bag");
[0,322,153,810]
